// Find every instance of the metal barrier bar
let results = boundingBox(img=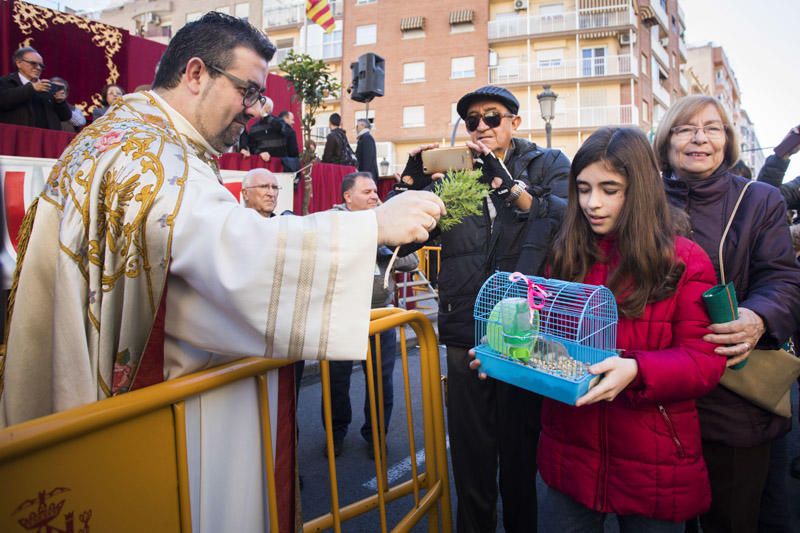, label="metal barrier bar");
[320,360,344,533]
[172,401,193,533]
[257,374,280,533]
[309,308,451,533]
